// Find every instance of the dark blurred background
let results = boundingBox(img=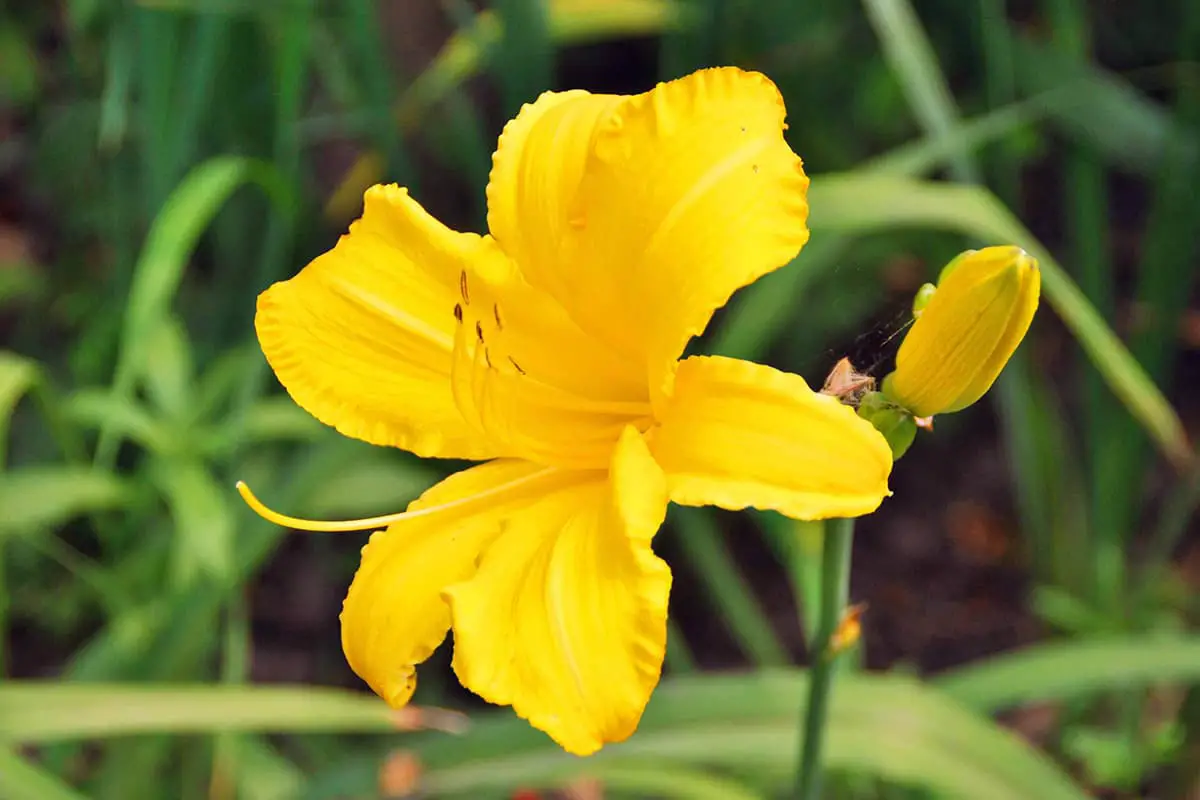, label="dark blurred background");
[1,1,1199,798]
